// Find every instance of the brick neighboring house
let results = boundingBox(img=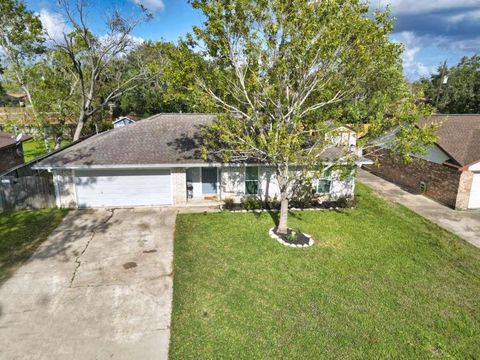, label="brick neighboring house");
[365,114,480,210]
[0,132,32,173]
